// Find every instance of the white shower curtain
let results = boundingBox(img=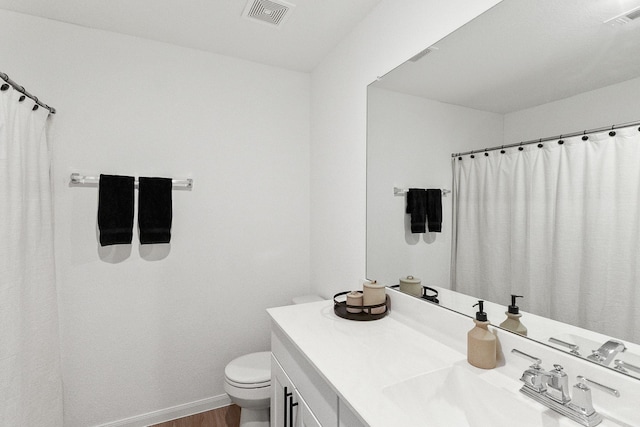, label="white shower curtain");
[452,126,640,343]
[0,85,63,425]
